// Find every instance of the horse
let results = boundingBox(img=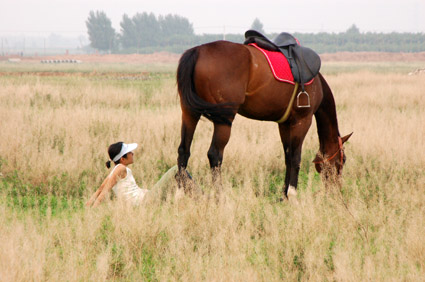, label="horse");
[176,40,352,198]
